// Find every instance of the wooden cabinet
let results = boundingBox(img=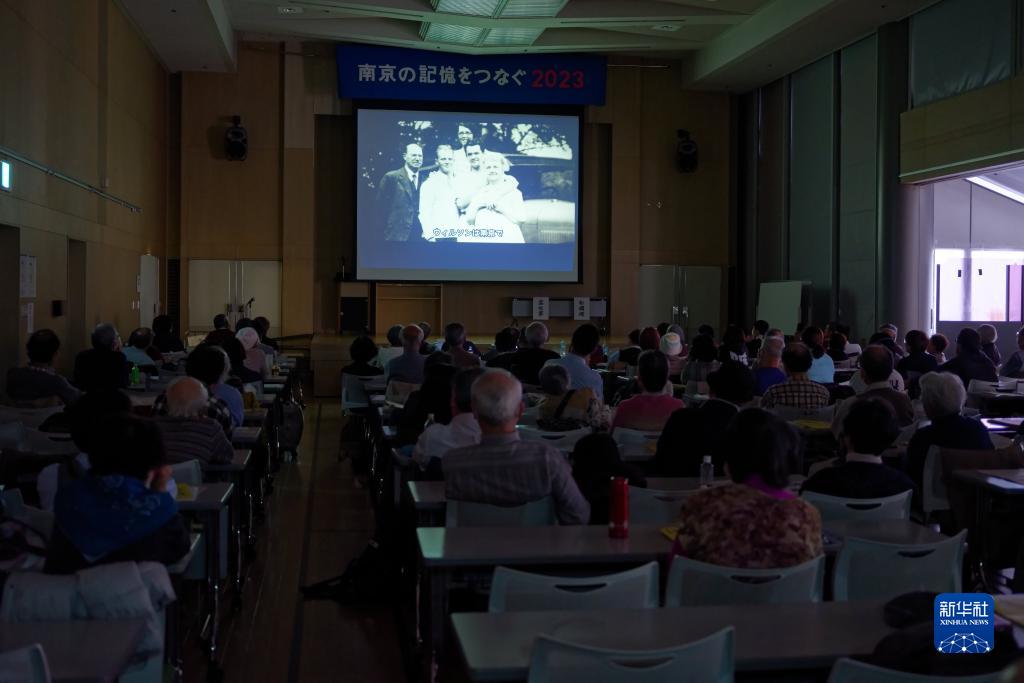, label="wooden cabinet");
[374,283,442,334]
